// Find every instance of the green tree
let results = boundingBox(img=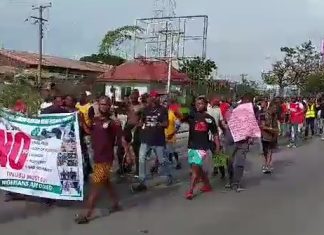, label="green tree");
[303,72,324,95]
[0,78,41,115]
[80,53,125,66]
[80,25,143,65]
[281,40,321,88]
[264,41,321,96]
[99,25,143,57]
[262,60,291,96]
[179,57,217,97]
[236,77,260,98]
[179,57,217,81]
